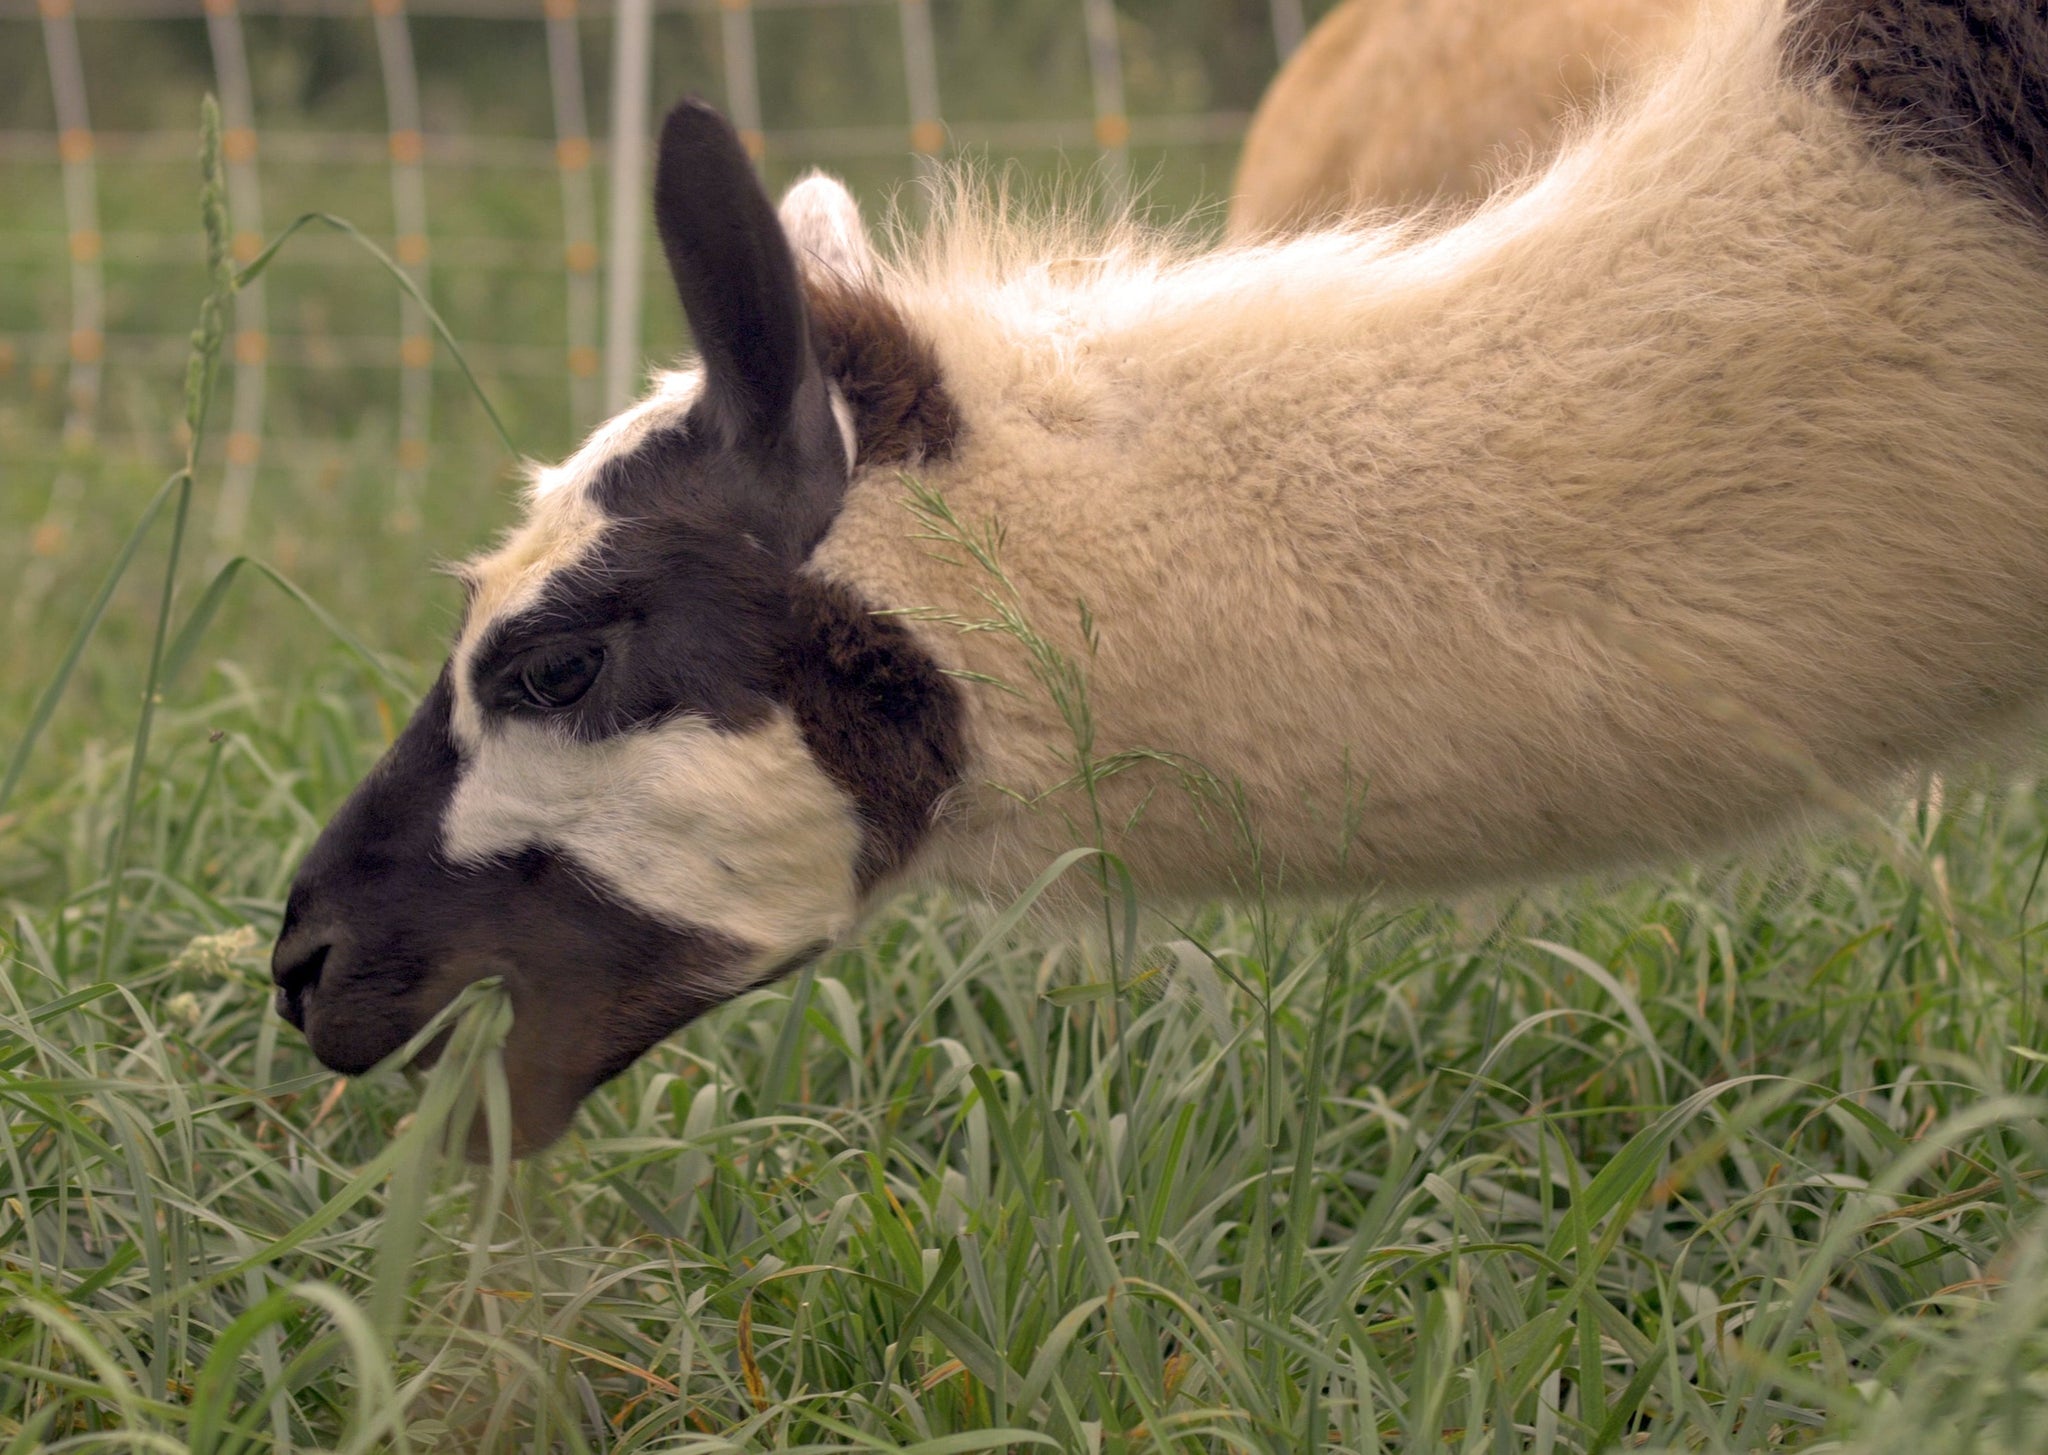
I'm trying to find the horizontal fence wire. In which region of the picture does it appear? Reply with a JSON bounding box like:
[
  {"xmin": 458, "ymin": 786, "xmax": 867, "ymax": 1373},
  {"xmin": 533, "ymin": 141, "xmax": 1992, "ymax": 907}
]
[
  {"xmin": 0, "ymin": 113, "xmax": 1253, "ymax": 165},
  {"xmin": 6, "ymin": 0, "xmax": 1300, "ymax": 548},
  {"xmin": 1, "ymin": 0, "xmax": 991, "ymax": 13}
]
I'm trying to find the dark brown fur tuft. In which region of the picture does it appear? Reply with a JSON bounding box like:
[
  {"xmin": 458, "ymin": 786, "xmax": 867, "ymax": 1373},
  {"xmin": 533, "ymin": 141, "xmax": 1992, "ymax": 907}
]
[
  {"xmin": 785, "ymin": 574, "xmax": 967, "ymax": 890},
  {"xmin": 805, "ymin": 279, "xmax": 962, "ymax": 466},
  {"xmin": 1790, "ymin": 0, "xmax": 2048, "ymax": 223}
]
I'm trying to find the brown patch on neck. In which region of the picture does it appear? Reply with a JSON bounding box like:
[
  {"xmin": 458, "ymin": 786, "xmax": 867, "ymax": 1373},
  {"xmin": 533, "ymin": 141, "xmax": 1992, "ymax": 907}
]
[
  {"xmin": 1789, "ymin": 0, "xmax": 2048, "ymax": 225},
  {"xmin": 805, "ymin": 278, "xmax": 961, "ymax": 467},
  {"xmin": 784, "ymin": 574, "xmax": 967, "ymax": 892}
]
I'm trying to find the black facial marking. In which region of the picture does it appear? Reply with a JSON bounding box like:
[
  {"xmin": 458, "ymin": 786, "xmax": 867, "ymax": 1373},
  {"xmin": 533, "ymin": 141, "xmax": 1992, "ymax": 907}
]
[
  {"xmin": 471, "ymin": 534, "xmax": 969, "ymax": 884},
  {"xmin": 589, "ymin": 385, "xmax": 849, "ymax": 563},
  {"xmin": 271, "ymin": 671, "xmax": 756, "ymax": 1153},
  {"xmin": 469, "ymin": 499, "xmax": 792, "ymax": 741},
  {"xmin": 282, "ymin": 565, "xmax": 968, "ymax": 1151},
  {"xmin": 520, "ymin": 210, "xmax": 969, "ymax": 860},
  {"xmin": 1791, "ymin": 0, "xmax": 2048, "ymax": 224}
]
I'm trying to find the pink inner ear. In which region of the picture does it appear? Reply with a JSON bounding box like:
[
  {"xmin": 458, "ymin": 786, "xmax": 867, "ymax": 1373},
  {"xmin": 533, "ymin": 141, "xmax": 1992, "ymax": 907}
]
[{"xmin": 780, "ymin": 172, "xmax": 876, "ymax": 288}]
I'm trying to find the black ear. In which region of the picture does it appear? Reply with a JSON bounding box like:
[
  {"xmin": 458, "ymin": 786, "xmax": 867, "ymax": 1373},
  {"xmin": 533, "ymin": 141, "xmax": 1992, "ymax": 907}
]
[{"xmin": 654, "ymin": 100, "xmax": 811, "ymax": 443}]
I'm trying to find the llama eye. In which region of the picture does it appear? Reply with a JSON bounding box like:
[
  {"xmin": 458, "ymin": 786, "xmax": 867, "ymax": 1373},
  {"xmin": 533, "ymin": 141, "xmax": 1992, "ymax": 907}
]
[{"xmin": 516, "ymin": 645, "xmax": 604, "ymax": 710}]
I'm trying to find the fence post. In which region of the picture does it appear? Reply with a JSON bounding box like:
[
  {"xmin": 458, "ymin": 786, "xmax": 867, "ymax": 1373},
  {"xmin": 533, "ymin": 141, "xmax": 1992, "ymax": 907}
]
[
  {"xmin": 204, "ymin": 0, "xmax": 270, "ymax": 554},
  {"xmin": 373, "ymin": 0, "xmax": 433, "ymax": 530},
  {"xmin": 603, "ymin": 0, "xmax": 655, "ymax": 413},
  {"xmin": 1269, "ymin": 0, "xmax": 1306, "ymax": 59},
  {"xmin": 546, "ymin": 0, "xmax": 603, "ymax": 431},
  {"xmin": 18, "ymin": 0, "xmax": 102, "ymax": 628},
  {"xmin": 718, "ymin": 0, "xmax": 764, "ymax": 161},
  {"xmin": 6, "ymin": 0, "xmax": 1275, "ymax": 493},
  {"xmin": 898, "ymin": 0, "xmax": 944, "ymax": 205},
  {"xmin": 1080, "ymin": 0, "xmax": 1129, "ymax": 211},
  {"xmin": 40, "ymin": 0, "xmax": 100, "ymax": 457}
]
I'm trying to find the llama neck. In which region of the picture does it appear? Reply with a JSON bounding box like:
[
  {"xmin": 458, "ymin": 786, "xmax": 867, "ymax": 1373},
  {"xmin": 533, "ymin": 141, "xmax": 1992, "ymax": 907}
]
[{"xmin": 813, "ymin": 4, "xmax": 2048, "ymax": 904}]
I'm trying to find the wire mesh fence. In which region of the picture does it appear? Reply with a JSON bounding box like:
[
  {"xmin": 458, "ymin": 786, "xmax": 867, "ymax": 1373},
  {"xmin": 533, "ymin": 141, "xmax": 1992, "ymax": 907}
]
[{"xmin": 2, "ymin": 0, "xmax": 1316, "ymax": 559}]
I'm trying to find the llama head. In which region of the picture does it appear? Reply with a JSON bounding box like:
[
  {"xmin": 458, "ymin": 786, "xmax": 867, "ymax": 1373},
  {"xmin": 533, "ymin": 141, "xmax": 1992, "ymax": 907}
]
[{"xmin": 273, "ymin": 101, "xmax": 963, "ymax": 1154}]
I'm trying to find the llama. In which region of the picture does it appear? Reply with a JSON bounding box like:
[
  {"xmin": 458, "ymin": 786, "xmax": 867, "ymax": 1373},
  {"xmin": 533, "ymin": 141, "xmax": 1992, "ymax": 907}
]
[
  {"xmin": 1230, "ymin": 0, "xmax": 1697, "ymax": 236},
  {"xmin": 275, "ymin": 0, "xmax": 2048, "ymax": 1152}
]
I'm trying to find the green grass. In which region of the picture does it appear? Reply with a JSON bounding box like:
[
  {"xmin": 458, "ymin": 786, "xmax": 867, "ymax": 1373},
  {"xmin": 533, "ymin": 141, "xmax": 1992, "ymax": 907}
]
[
  {"xmin": 11, "ymin": 85, "xmax": 2048, "ymax": 1455},
  {"xmin": 14, "ymin": 675, "xmax": 2048, "ymax": 1453}
]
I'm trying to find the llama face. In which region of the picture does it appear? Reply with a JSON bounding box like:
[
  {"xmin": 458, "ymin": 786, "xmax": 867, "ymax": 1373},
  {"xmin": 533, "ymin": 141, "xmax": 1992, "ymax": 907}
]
[{"xmin": 273, "ymin": 102, "xmax": 964, "ymax": 1153}]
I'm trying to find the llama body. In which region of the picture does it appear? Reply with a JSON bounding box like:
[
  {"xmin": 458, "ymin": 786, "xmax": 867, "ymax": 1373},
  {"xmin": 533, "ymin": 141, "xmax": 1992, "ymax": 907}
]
[
  {"xmin": 277, "ymin": 0, "xmax": 2048, "ymax": 1149},
  {"xmin": 829, "ymin": 1, "xmax": 2048, "ymax": 901},
  {"xmin": 1230, "ymin": 0, "xmax": 1696, "ymax": 234}
]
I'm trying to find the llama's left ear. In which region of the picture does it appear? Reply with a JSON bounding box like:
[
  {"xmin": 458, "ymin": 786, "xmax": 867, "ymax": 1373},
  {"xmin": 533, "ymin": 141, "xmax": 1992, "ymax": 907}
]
[
  {"xmin": 779, "ymin": 172, "xmax": 877, "ymax": 286},
  {"xmin": 653, "ymin": 100, "xmax": 812, "ymax": 443}
]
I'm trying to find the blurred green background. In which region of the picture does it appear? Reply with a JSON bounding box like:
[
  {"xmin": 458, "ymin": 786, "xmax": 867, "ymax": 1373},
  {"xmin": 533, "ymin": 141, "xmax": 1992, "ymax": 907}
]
[
  {"xmin": 22, "ymin": 17, "xmax": 2048, "ymax": 1451},
  {"xmin": 1, "ymin": 0, "xmax": 1338, "ymax": 752}
]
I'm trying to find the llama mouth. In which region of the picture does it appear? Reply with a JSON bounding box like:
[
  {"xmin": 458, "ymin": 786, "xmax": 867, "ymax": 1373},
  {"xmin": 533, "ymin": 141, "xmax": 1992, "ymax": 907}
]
[{"xmin": 399, "ymin": 1023, "xmax": 456, "ymax": 1077}]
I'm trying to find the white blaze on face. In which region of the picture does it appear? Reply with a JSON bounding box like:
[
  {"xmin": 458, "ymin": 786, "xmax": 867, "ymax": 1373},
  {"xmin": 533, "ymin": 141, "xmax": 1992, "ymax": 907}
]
[
  {"xmin": 437, "ymin": 365, "xmax": 866, "ymax": 983},
  {"xmin": 449, "ymin": 369, "xmax": 707, "ymax": 743},
  {"xmin": 441, "ymin": 711, "xmax": 863, "ymax": 967},
  {"xmin": 527, "ymin": 366, "xmax": 704, "ymax": 501}
]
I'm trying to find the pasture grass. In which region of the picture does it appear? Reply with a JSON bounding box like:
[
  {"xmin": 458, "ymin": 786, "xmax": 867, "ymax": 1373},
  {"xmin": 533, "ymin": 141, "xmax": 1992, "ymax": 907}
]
[{"xmin": 9, "ymin": 106, "xmax": 2048, "ymax": 1455}]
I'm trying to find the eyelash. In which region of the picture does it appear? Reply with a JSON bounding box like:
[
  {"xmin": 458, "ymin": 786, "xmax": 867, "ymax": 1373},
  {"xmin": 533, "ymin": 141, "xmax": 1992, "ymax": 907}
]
[{"xmin": 500, "ymin": 644, "xmax": 605, "ymax": 713}]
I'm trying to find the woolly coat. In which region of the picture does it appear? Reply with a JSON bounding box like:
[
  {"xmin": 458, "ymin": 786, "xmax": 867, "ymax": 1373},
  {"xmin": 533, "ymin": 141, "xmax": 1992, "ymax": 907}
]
[
  {"xmin": 812, "ymin": 0, "xmax": 2048, "ymax": 905},
  {"xmin": 1230, "ymin": 0, "xmax": 1697, "ymax": 234}
]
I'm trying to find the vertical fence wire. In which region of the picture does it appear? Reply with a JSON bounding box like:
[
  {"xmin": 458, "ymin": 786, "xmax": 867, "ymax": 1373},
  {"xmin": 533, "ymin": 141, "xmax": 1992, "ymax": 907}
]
[
  {"xmin": 1267, "ymin": 0, "xmax": 1305, "ymax": 58},
  {"xmin": 602, "ymin": 0, "xmax": 653, "ymax": 412},
  {"xmin": 896, "ymin": 0, "xmax": 943, "ymax": 201},
  {"xmin": 372, "ymin": 0, "xmax": 432, "ymax": 525},
  {"xmin": 545, "ymin": 0, "xmax": 602, "ymax": 430},
  {"xmin": 4, "ymin": 0, "xmax": 1275, "ymax": 488},
  {"xmin": 19, "ymin": 0, "xmax": 104, "ymax": 627},
  {"xmin": 1079, "ymin": 0, "xmax": 1128, "ymax": 209},
  {"xmin": 718, "ymin": 0, "xmax": 764, "ymax": 161},
  {"xmin": 204, "ymin": 0, "xmax": 269, "ymax": 553},
  {"xmin": 40, "ymin": 0, "xmax": 100, "ymax": 452}
]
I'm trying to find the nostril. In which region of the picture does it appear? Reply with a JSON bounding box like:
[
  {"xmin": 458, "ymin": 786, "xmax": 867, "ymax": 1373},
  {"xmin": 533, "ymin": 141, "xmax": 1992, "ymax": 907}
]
[{"xmin": 271, "ymin": 937, "xmax": 331, "ymax": 1031}]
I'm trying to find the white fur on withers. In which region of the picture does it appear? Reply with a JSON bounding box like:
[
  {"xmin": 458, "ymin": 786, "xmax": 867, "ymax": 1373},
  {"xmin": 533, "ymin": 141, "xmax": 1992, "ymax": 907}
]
[{"xmin": 793, "ymin": 0, "xmax": 2048, "ymax": 906}]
